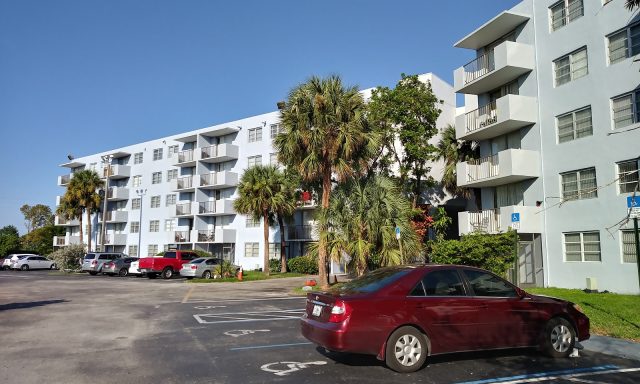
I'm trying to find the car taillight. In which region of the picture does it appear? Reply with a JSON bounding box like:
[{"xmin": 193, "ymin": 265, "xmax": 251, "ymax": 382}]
[
  {"xmin": 107, "ymin": 262, "xmax": 114, "ymax": 268},
  {"xmin": 328, "ymin": 300, "xmax": 352, "ymax": 323},
  {"xmin": 91, "ymin": 260, "xmax": 97, "ymax": 266},
  {"xmin": 191, "ymin": 265, "xmax": 197, "ymax": 269}
]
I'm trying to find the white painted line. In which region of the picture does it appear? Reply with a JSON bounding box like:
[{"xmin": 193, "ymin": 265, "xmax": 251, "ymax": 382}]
[
  {"xmin": 184, "ymin": 296, "xmax": 305, "ymax": 304},
  {"xmin": 469, "ymin": 367, "xmax": 640, "ymax": 384},
  {"xmin": 566, "ymin": 378, "xmax": 611, "ymax": 384},
  {"xmin": 193, "ymin": 308, "xmax": 305, "ymax": 324},
  {"xmin": 193, "ymin": 305, "xmax": 227, "ymax": 310},
  {"xmin": 224, "ymin": 329, "xmax": 270, "ymax": 338},
  {"xmin": 261, "ymin": 361, "xmax": 327, "ymax": 376}
]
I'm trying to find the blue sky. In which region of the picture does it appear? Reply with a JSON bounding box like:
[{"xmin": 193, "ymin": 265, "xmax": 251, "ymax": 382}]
[{"xmin": 0, "ymin": 0, "xmax": 520, "ymax": 234}]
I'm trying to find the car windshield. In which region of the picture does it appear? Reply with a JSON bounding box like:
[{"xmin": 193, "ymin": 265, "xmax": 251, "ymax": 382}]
[
  {"xmin": 17, "ymin": 255, "xmax": 29, "ymax": 259},
  {"xmin": 334, "ymin": 267, "xmax": 413, "ymax": 294},
  {"xmin": 190, "ymin": 258, "xmax": 205, "ymax": 264}
]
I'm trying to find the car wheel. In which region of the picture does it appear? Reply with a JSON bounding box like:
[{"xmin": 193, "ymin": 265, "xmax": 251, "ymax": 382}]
[
  {"xmin": 118, "ymin": 268, "xmax": 129, "ymax": 277},
  {"xmin": 21, "ymin": 265, "xmax": 29, "ymax": 271},
  {"xmin": 50, "ymin": 264, "xmax": 57, "ymax": 270},
  {"xmin": 385, "ymin": 326, "xmax": 428, "ymax": 373},
  {"xmin": 161, "ymin": 268, "xmax": 173, "ymax": 279},
  {"xmin": 541, "ymin": 318, "xmax": 576, "ymax": 358},
  {"xmin": 202, "ymin": 270, "xmax": 212, "ymax": 279}
]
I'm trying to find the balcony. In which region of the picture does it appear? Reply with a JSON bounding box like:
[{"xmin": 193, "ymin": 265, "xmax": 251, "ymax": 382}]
[
  {"xmin": 172, "ymin": 175, "xmax": 195, "ymax": 192},
  {"xmin": 107, "ymin": 187, "xmax": 129, "ymax": 201},
  {"xmin": 198, "ymin": 171, "xmax": 239, "ymax": 189},
  {"xmin": 192, "ymin": 228, "xmax": 236, "ymax": 243},
  {"xmin": 172, "ymin": 230, "xmax": 191, "ymax": 243},
  {"xmin": 175, "ymin": 149, "xmax": 197, "ymax": 167},
  {"xmin": 53, "ymin": 235, "xmax": 80, "ymax": 246},
  {"xmin": 455, "ymin": 11, "xmax": 530, "ymax": 50},
  {"xmin": 456, "ymin": 149, "xmax": 540, "ymax": 188},
  {"xmin": 101, "ymin": 210, "xmax": 128, "ymax": 223},
  {"xmin": 197, "ymin": 199, "xmax": 235, "ymax": 216},
  {"xmin": 200, "ymin": 144, "xmax": 239, "ymax": 163},
  {"xmin": 103, "ymin": 165, "xmax": 131, "ymax": 179},
  {"xmin": 103, "ymin": 233, "xmax": 127, "ymax": 246},
  {"xmin": 55, "ymin": 215, "xmax": 79, "ymax": 226},
  {"xmin": 455, "ymin": 95, "xmax": 537, "ymax": 141},
  {"xmin": 175, "ymin": 202, "xmax": 195, "ymax": 217},
  {"xmin": 286, "ymin": 225, "xmax": 317, "ymax": 241},
  {"xmin": 58, "ymin": 174, "xmax": 71, "ymax": 186},
  {"xmin": 458, "ymin": 205, "xmax": 543, "ymax": 235},
  {"xmin": 454, "ymin": 41, "xmax": 534, "ymax": 95}
]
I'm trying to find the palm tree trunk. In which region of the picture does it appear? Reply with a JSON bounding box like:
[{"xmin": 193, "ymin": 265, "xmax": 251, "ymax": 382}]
[
  {"xmin": 87, "ymin": 211, "xmax": 93, "ymax": 252},
  {"xmin": 278, "ymin": 215, "xmax": 287, "ymax": 273},
  {"xmin": 78, "ymin": 213, "xmax": 84, "ymax": 249},
  {"xmin": 318, "ymin": 168, "xmax": 331, "ymax": 288},
  {"xmin": 263, "ymin": 211, "xmax": 270, "ymax": 276}
]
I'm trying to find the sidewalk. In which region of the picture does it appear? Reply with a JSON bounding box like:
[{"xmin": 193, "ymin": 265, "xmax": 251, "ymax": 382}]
[{"xmin": 583, "ymin": 335, "xmax": 640, "ymax": 361}]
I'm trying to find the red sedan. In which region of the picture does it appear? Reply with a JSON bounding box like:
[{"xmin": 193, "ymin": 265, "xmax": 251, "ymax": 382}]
[{"xmin": 300, "ymin": 265, "xmax": 590, "ymax": 373}]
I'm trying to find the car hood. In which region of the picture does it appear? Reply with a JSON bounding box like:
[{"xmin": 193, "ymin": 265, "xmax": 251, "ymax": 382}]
[{"xmin": 527, "ymin": 293, "xmax": 571, "ymax": 305}]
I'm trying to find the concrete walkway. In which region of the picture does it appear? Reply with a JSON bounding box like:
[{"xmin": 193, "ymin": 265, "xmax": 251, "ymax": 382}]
[{"xmin": 583, "ymin": 335, "xmax": 640, "ymax": 361}]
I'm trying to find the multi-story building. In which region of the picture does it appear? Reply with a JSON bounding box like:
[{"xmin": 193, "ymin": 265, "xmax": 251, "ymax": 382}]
[
  {"xmin": 453, "ymin": 0, "xmax": 639, "ymax": 293},
  {"xmin": 54, "ymin": 73, "xmax": 455, "ymax": 272}
]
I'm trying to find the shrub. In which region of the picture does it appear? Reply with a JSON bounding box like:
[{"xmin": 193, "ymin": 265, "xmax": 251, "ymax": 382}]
[
  {"xmin": 429, "ymin": 230, "xmax": 516, "ymax": 276},
  {"xmin": 269, "ymin": 258, "xmax": 281, "ymax": 273},
  {"xmin": 48, "ymin": 244, "xmax": 86, "ymax": 271},
  {"xmin": 287, "ymin": 256, "xmax": 318, "ymax": 274},
  {"xmin": 214, "ymin": 260, "xmax": 236, "ymax": 278}
]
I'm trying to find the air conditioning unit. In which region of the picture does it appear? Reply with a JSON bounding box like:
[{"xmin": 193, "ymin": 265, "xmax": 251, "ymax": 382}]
[{"xmin": 586, "ymin": 277, "xmax": 598, "ymax": 293}]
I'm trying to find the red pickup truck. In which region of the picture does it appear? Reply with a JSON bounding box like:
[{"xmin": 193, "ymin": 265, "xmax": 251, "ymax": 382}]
[{"xmin": 138, "ymin": 250, "xmax": 198, "ymax": 279}]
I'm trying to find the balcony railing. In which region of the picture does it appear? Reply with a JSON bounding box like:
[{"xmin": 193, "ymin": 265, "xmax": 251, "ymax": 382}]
[
  {"xmin": 176, "ymin": 202, "xmax": 192, "ymax": 216},
  {"xmin": 201, "ymin": 145, "xmax": 218, "ymax": 160},
  {"xmin": 197, "ymin": 230, "xmax": 215, "ymax": 242},
  {"xmin": 176, "ymin": 176, "xmax": 193, "ymax": 189},
  {"xmin": 174, "ymin": 231, "xmax": 190, "ymax": 243},
  {"xmin": 199, "ymin": 201, "xmax": 216, "ymax": 214},
  {"xmin": 467, "ymin": 154, "xmax": 500, "ymax": 182},
  {"xmin": 55, "ymin": 236, "xmax": 66, "ymax": 246},
  {"xmin": 463, "ymin": 50, "xmax": 495, "ymax": 84},
  {"xmin": 468, "ymin": 209, "xmax": 501, "ymax": 233},
  {"xmin": 60, "ymin": 174, "xmax": 71, "ymax": 185},
  {"xmin": 466, "ymin": 101, "xmax": 497, "ymax": 133},
  {"xmin": 287, "ymin": 225, "xmax": 313, "ymax": 240},
  {"xmin": 177, "ymin": 149, "xmax": 194, "ymax": 163},
  {"xmin": 200, "ymin": 173, "xmax": 216, "ymax": 187}
]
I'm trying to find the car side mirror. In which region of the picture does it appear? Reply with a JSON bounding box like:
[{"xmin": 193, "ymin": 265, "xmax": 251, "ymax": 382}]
[{"xmin": 516, "ymin": 287, "xmax": 527, "ymax": 299}]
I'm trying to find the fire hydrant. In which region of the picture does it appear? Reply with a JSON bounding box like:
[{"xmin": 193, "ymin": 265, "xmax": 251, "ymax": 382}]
[{"xmin": 237, "ymin": 266, "xmax": 243, "ymax": 281}]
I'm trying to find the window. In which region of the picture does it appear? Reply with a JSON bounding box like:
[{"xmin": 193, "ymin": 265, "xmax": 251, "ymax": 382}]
[
  {"xmin": 147, "ymin": 244, "xmax": 158, "ymax": 256},
  {"xmin": 557, "ymin": 107, "xmax": 592, "ymax": 143},
  {"xmin": 164, "ymin": 219, "xmax": 175, "ymax": 232},
  {"xmin": 245, "ymin": 242, "xmax": 259, "ymax": 257},
  {"xmin": 608, "ymin": 24, "xmax": 640, "ymax": 65},
  {"xmin": 168, "ymin": 145, "xmax": 179, "ymax": 157},
  {"xmin": 132, "ymin": 175, "xmax": 141, "ymax": 187},
  {"xmin": 131, "ymin": 198, "xmax": 141, "ymax": 210},
  {"xmin": 152, "ymin": 172, "xmax": 162, "ymax": 184},
  {"xmin": 621, "ymin": 230, "xmax": 638, "ymax": 263},
  {"xmin": 153, "ymin": 148, "xmax": 163, "ymax": 161},
  {"xmin": 167, "ymin": 169, "xmax": 178, "ymax": 181},
  {"xmin": 462, "ymin": 269, "xmax": 517, "ymax": 297},
  {"xmin": 564, "ymin": 231, "xmax": 601, "ymax": 262},
  {"xmin": 166, "ymin": 194, "xmax": 176, "ymax": 206},
  {"xmin": 554, "ymin": 47, "xmax": 588, "ymax": 86},
  {"xmin": 561, "ymin": 168, "xmax": 597, "ymax": 201},
  {"xmin": 149, "ymin": 220, "xmax": 160, "ymax": 232},
  {"xmin": 270, "ymin": 124, "xmax": 283, "ymax": 138},
  {"xmin": 246, "ymin": 217, "xmax": 260, "ymax": 228},
  {"xmin": 410, "ymin": 270, "xmax": 466, "ymax": 296},
  {"xmin": 130, "ymin": 221, "xmax": 140, "ymax": 233},
  {"xmin": 150, "ymin": 196, "xmax": 161, "ymax": 208},
  {"xmin": 612, "ymin": 90, "xmax": 640, "ymax": 129},
  {"xmin": 248, "ymin": 127, "xmax": 262, "ymax": 143},
  {"xmin": 550, "ymin": 0, "xmax": 583, "ymax": 31},
  {"xmin": 617, "ymin": 159, "xmax": 639, "ymax": 194},
  {"xmin": 270, "ymin": 153, "xmax": 278, "ymax": 165},
  {"xmin": 248, "ymin": 155, "xmax": 262, "ymax": 168},
  {"xmin": 128, "ymin": 245, "xmax": 138, "ymax": 257},
  {"xmin": 134, "ymin": 152, "xmax": 143, "ymax": 164},
  {"xmin": 269, "ymin": 243, "xmax": 279, "ymax": 259}
]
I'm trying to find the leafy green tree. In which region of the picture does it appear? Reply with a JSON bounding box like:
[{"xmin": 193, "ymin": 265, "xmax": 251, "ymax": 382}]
[
  {"xmin": 431, "ymin": 207, "xmax": 453, "ymax": 242},
  {"xmin": 234, "ymin": 165, "xmax": 293, "ymax": 276},
  {"xmin": 626, "ymin": 0, "xmax": 640, "ymax": 10},
  {"xmin": 368, "ymin": 74, "xmax": 443, "ymax": 207},
  {"xmin": 20, "ymin": 204, "xmax": 54, "ymax": 233},
  {"xmin": 311, "ymin": 176, "xmax": 421, "ymax": 276},
  {"xmin": 65, "ymin": 169, "xmax": 103, "ymax": 251},
  {"xmin": 20, "ymin": 225, "xmax": 65, "ymax": 255},
  {"xmin": 0, "ymin": 225, "xmax": 21, "ymax": 257},
  {"xmin": 275, "ymin": 75, "xmax": 378, "ymax": 287}
]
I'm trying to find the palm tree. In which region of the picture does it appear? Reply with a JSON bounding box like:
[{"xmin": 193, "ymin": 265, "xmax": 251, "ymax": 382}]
[
  {"xmin": 626, "ymin": 0, "xmax": 640, "ymax": 10},
  {"xmin": 55, "ymin": 195, "xmax": 84, "ymax": 245},
  {"xmin": 311, "ymin": 176, "xmax": 421, "ymax": 276},
  {"xmin": 234, "ymin": 165, "xmax": 293, "ymax": 276},
  {"xmin": 66, "ymin": 169, "xmax": 103, "ymax": 251},
  {"xmin": 434, "ymin": 124, "xmax": 478, "ymax": 199},
  {"xmin": 275, "ymin": 75, "xmax": 379, "ymax": 287}
]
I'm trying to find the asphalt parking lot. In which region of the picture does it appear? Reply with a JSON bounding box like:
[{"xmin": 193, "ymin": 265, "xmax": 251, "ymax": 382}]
[{"xmin": 1, "ymin": 269, "xmax": 639, "ymax": 384}]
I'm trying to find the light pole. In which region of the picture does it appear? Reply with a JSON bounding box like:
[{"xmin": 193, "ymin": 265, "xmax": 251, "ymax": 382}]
[
  {"xmin": 100, "ymin": 155, "xmax": 113, "ymax": 252},
  {"xmin": 136, "ymin": 188, "xmax": 147, "ymax": 258}
]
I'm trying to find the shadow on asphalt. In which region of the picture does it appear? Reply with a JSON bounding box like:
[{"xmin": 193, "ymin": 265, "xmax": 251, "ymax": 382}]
[{"xmin": 0, "ymin": 299, "xmax": 68, "ymax": 311}]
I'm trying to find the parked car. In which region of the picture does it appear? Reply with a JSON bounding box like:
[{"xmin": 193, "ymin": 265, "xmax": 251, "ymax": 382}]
[
  {"xmin": 3, "ymin": 254, "xmax": 37, "ymax": 270},
  {"xmin": 128, "ymin": 259, "xmax": 143, "ymax": 276},
  {"xmin": 11, "ymin": 255, "xmax": 56, "ymax": 271},
  {"xmin": 138, "ymin": 250, "xmax": 198, "ymax": 279},
  {"xmin": 301, "ymin": 265, "xmax": 590, "ymax": 373},
  {"xmin": 102, "ymin": 257, "xmax": 138, "ymax": 277},
  {"xmin": 180, "ymin": 258, "xmax": 223, "ymax": 279},
  {"xmin": 81, "ymin": 253, "xmax": 126, "ymax": 275}
]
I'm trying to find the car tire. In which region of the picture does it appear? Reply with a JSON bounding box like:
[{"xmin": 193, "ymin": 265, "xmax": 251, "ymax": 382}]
[
  {"xmin": 50, "ymin": 264, "xmax": 57, "ymax": 270},
  {"xmin": 202, "ymin": 270, "xmax": 212, "ymax": 279},
  {"xmin": 385, "ymin": 326, "xmax": 428, "ymax": 373},
  {"xmin": 541, "ymin": 317, "xmax": 576, "ymax": 358},
  {"xmin": 21, "ymin": 264, "xmax": 29, "ymax": 271},
  {"xmin": 118, "ymin": 268, "xmax": 128, "ymax": 277},
  {"xmin": 89, "ymin": 271, "xmax": 98, "ymax": 276},
  {"xmin": 161, "ymin": 268, "xmax": 173, "ymax": 279}
]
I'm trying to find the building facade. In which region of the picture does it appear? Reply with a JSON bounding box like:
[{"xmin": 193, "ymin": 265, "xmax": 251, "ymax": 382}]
[
  {"xmin": 453, "ymin": 0, "xmax": 639, "ymax": 293},
  {"xmin": 54, "ymin": 73, "xmax": 455, "ymax": 272}
]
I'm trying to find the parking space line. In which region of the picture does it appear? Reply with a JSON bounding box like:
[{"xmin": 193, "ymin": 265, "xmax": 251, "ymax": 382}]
[
  {"xmin": 181, "ymin": 286, "xmax": 195, "ymax": 303},
  {"xmin": 230, "ymin": 342, "xmax": 313, "ymax": 351},
  {"xmin": 185, "ymin": 297, "xmax": 305, "ymax": 304},
  {"xmin": 193, "ymin": 308, "xmax": 305, "ymax": 324},
  {"xmin": 566, "ymin": 378, "xmax": 612, "ymax": 384},
  {"xmin": 455, "ymin": 365, "xmax": 640, "ymax": 384}
]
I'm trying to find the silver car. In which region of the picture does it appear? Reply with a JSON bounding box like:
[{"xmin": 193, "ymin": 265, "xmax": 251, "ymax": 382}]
[
  {"xmin": 102, "ymin": 257, "xmax": 138, "ymax": 277},
  {"xmin": 82, "ymin": 253, "xmax": 126, "ymax": 275},
  {"xmin": 12, "ymin": 255, "xmax": 56, "ymax": 271},
  {"xmin": 179, "ymin": 258, "xmax": 223, "ymax": 279}
]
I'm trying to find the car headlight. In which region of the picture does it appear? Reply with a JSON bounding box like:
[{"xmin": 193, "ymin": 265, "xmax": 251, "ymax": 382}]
[{"xmin": 572, "ymin": 303, "xmax": 585, "ymax": 314}]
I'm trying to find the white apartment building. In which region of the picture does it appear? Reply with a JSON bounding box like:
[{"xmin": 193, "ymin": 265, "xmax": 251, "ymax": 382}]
[
  {"xmin": 453, "ymin": 0, "xmax": 640, "ymax": 293},
  {"xmin": 54, "ymin": 73, "xmax": 455, "ymax": 272}
]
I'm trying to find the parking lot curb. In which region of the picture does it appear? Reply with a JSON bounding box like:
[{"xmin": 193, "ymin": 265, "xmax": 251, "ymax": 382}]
[{"xmin": 583, "ymin": 335, "xmax": 640, "ymax": 361}]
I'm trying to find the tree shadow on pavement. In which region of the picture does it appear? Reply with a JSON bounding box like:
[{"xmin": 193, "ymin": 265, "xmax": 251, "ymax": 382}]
[{"xmin": 0, "ymin": 299, "xmax": 68, "ymax": 311}]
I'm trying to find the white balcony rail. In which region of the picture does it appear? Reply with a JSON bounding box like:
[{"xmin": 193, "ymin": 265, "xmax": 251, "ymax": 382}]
[
  {"xmin": 469, "ymin": 209, "xmax": 501, "ymax": 233},
  {"xmin": 60, "ymin": 174, "xmax": 71, "ymax": 184},
  {"xmin": 201, "ymin": 145, "xmax": 218, "ymax": 159},
  {"xmin": 197, "ymin": 230, "xmax": 215, "ymax": 242},
  {"xmin": 55, "ymin": 237, "xmax": 66, "ymax": 246},
  {"xmin": 467, "ymin": 154, "xmax": 499, "ymax": 182},
  {"xmin": 176, "ymin": 203, "xmax": 192, "ymax": 216},
  {"xmin": 174, "ymin": 231, "xmax": 190, "ymax": 243},
  {"xmin": 463, "ymin": 50, "xmax": 495, "ymax": 84},
  {"xmin": 465, "ymin": 101, "xmax": 498, "ymax": 133},
  {"xmin": 200, "ymin": 173, "xmax": 216, "ymax": 186},
  {"xmin": 178, "ymin": 149, "xmax": 194, "ymax": 163},
  {"xmin": 177, "ymin": 176, "xmax": 193, "ymax": 189},
  {"xmin": 199, "ymin": 201, "xmax": 216, "ymax": 214}
]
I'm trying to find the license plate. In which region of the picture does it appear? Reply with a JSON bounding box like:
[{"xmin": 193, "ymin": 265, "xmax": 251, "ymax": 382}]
[{"xmin": 312, "ymin": 305, "xmax": 322, "ymax": 317}]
